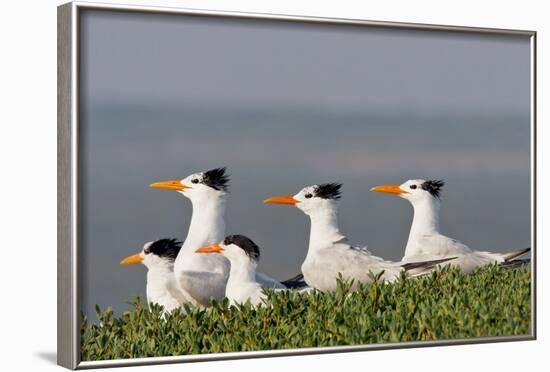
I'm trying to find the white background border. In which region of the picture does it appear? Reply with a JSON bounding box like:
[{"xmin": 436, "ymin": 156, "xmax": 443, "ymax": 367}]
[{"xmin": 0, "ymin": 0, "xmax": 546, "ymax": 371}]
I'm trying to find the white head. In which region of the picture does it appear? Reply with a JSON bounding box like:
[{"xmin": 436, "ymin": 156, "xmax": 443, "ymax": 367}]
[
  {"xmin": 120, "ymin": 238, "xmax": 182, "ymax": 270},
  {"xmin": 370, "ymin": 179, "xmax": 445, "ymax": 204},
  {"xmin": 195, "ymin": 234, "xmax": 260, "ymax": 265},
  {"xmin": 263, "ymin": 183, "xmax": 342, "ymax": 216},
  {"xmin": 149, "ymin": 167, "xmax": 229, "ymax": 203}
]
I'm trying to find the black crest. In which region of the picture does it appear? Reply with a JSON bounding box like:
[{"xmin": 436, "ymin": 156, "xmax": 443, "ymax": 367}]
[
  {"xmin": 314, "ymin": 183, "xmax": 342, "ymax": 200},
  {"xmin": 223, "ymin": 235, "xmax": 260, "ymax": 261},
  {"xmin": 202, "ymin": 167, "xmax": 230, "ymax": 191},
  {"xmin": 146, "ymin": 238, "xmax": 182, "ymax": 261},
  {"xmin": 421, "ymin": 180, "xmax": 445, "ymax": 199}
]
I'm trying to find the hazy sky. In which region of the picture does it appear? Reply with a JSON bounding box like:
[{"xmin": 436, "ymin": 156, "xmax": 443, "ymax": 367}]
[{"xmin": 79, "ymin": 10, "xmax": 531, "ymax": 318}]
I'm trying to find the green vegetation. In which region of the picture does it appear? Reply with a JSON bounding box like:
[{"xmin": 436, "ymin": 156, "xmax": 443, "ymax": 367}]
[{"xmin": 81, "ymin": 265, "xmax": 531, "ymax": 361}]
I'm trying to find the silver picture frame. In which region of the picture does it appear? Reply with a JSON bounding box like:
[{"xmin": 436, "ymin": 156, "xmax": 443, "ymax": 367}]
[{"xmin": 57, "ymin": 1, "xmax": 537, "ymax": 369}]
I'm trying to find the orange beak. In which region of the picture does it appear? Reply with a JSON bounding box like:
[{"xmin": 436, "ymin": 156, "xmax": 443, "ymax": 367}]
[
  {"xmin": 195, "ymin": 244, "xmax": 224, "ymax": 254},
  {"xmin": 370, "ymin": 185, "xmax": 407, "ymax": 195},
  {"xmin": 149, "ymin": 179, "xmax": 191, "ymax": 191},
  {"xmin": 120, "ymin": 253, "xmax": 144, "ymax": 265},
  {"xmin": 263, "ymin": 195, "xmax": 299, "ymax": 205}
]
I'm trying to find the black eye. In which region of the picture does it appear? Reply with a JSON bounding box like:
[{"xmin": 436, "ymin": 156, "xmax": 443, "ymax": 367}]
[
  {"xmin": 144, "ymin": 249, "xmax": 150, "ymax": 254},
  {"xmin": 305, "ymin": 193, "xmax": 313, "ymax": 199},
  {"xmin": 191, "ymin": 179, "xmax": 199, "ymax": 184},
  {"xmin": 410, "ymin": 185, "xmax": 417, "ymax": 190}
]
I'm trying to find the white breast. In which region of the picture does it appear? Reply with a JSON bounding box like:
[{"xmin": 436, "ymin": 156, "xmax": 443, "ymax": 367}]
[
  {"xmin": 146, "ymin": 269, "xmax": 195, "ymax": 313},
  {"xmin": 226, "ymin": 282, "xmax": 266, "ymax": 307},
  {"xmin": 175, "ymin": 250, "xmax": 230, "ymax": 306}
]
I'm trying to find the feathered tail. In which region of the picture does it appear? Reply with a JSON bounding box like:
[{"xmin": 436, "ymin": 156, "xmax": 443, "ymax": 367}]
[
  {"xmin": 499, "ymin": 258, "xmax": 531, "ymax": 268},
  {"xmin": 496, "ymin": 248, "xmax": 531, "ymax": 268},
  {"xmin": 281, "ymin": 273, "xmax": 308, "ymax": 289},
  {"xmin": 502, "ymin": 248, "xmax": 530, "ymax": 262}
]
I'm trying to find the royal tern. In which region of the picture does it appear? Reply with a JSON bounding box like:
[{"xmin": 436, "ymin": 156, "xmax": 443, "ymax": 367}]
[
  {"xmin": 196, "ymin": 234, "xmax": 284, "ymax": 307},
  {"xmin": 150, "ymin": 167, "xmax": 294, "ymax": 306},
  {"xmin": 265, "ymin": 183, "xmax": 454, "ymax": 291},
  {"xmin": 120, "ymin": 238, "xmax": 197, "ymax": 312},
  {"xmin": 370, "ymin": 179, "xmax": 530, "ymax": 272}
]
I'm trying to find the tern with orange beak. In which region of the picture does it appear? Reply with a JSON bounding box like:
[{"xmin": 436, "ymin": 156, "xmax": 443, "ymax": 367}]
[
  {"xmin": 371, "ymin": 179, "xmax": 530, "ymax": 272},
  {"xmin": 150, "ymin": 167, "xmax": 295, "ymax": 306},
  {"xmin": 196, "ymin": 235, "xmax": 292, "ymax": 307},
  {"xmin": 265, "ymin": 183, "xmax": 455, "ymax": 291},
  {"xmin": 120, "ymin": 239, "xmax": 197, "ymax": 312}
]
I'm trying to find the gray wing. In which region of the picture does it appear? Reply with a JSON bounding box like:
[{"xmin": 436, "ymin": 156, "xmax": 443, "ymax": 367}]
[
  {"xmin": 415, "ymin": 234, "xmax": 474, "ymax": 257},
  {"xmin": 309, "ymin": 243, "xmax": 402, "ymax": 285}
]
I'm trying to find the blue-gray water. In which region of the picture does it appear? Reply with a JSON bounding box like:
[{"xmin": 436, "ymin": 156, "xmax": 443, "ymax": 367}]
[{"xmin": 79, "ymin": 10, "xmax": 531, "ymax": 319}]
